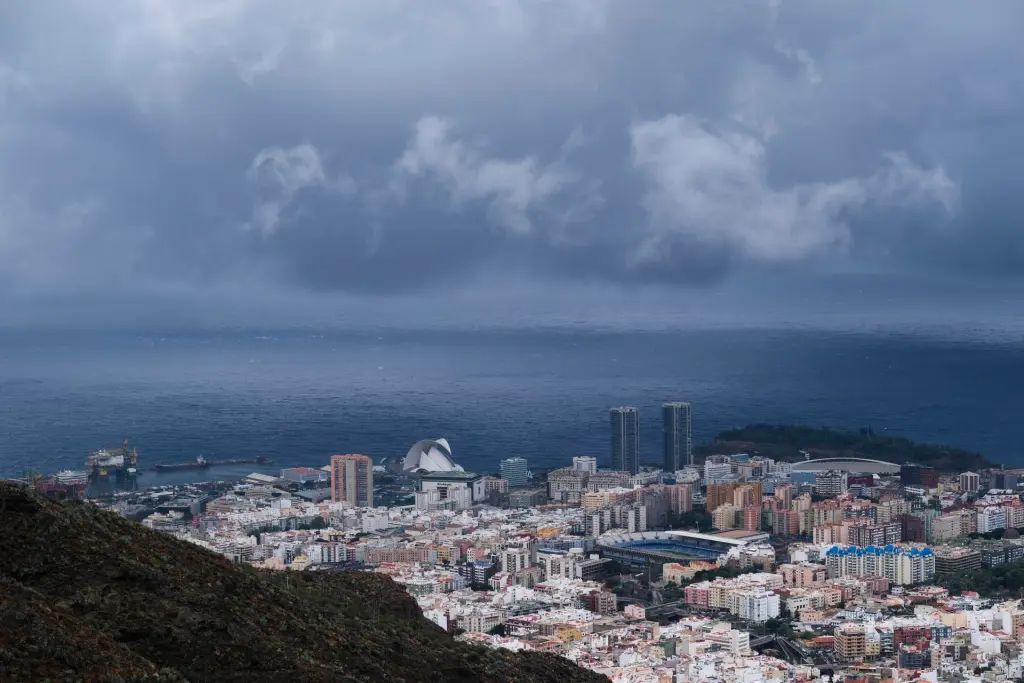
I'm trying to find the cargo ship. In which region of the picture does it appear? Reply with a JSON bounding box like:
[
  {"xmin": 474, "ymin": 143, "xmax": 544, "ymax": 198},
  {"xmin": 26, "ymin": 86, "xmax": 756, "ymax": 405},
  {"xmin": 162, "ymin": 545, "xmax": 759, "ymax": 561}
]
[{"xmin": 153, "ymin": 455, "xmax": 273, "ymax": 472}]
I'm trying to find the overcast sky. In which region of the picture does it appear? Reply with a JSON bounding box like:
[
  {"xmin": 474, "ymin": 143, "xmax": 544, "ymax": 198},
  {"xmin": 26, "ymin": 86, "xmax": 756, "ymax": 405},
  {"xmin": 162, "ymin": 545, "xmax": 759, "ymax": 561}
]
[{"xmin": 2, "ymin": 1, "xmax": 1023, "ymax": 331}]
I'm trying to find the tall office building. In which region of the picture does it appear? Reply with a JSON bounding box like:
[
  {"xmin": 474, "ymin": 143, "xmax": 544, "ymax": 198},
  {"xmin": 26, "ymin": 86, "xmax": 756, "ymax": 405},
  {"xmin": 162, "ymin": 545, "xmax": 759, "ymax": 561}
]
[
  {"xmin": 662, "ymin": 402, "xmax": 692, "ymax": 471},
  {"xmin": 609, "ymin": 406, "xmax": 640, "ymax": 474},
  {"xmin": 500, "ymin": 457, "xmax": 530, "ymax": 487},
  {"xmin": 958, "ymin": 471, "xmax": 980, "ymax": 493},
  {"xmin": 330, "ymin": 454, "xmax": 374, "ymax": 507}
]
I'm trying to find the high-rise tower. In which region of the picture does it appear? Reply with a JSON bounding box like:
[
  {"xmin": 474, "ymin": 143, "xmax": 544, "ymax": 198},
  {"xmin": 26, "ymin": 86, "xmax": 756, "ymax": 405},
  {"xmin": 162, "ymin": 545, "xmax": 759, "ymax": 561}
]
[
  {"xmin": 662, "ymin": 401, "xmax": 692, "ymax": 472},
  {"xmin": 330, "ymin": 454, "xmax": 374, "ymax": 507},
  {"xmin": 500, "ymin": 457, "xmax": 530, "ymax": 487},
  {"xmin": 610, "ymin": 406, "xmax": 640, "ymax": 474}
]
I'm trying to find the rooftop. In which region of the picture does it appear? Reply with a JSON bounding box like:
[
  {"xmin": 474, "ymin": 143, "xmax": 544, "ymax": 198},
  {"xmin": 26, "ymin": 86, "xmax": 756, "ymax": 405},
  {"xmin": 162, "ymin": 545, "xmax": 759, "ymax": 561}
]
[
  {"xmin": 714, "ymin": 529, "xmax": 768, "ymax": 542},
  {"xmin": 665, "ymin": 530, "xmax": 753, "ymax": 546},
  {"xmin": 825, "ymin": 544, "xmax": 934, "ymax": 557},
  {"xmin": 419, "ymin": 471, "xmax": 481, "ymax": 481},
  {"xmin": 244, "ymin": 473, "xmax": 280, "ymax": 484}
]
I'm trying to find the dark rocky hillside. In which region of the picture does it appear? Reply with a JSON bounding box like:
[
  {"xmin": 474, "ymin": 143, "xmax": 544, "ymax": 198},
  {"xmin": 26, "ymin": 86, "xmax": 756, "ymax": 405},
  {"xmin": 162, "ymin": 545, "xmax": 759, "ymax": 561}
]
[{"xmin": 0, "ymin": 482, "xmax": 607, "ymax": 682}]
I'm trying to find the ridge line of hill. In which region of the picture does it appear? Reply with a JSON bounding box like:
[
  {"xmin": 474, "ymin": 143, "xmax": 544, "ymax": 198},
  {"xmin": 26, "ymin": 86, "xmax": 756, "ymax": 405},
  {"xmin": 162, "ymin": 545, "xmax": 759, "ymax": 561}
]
[{"xmin": 0, "ymin": 482, "xmax": 607, "ymax": 682}]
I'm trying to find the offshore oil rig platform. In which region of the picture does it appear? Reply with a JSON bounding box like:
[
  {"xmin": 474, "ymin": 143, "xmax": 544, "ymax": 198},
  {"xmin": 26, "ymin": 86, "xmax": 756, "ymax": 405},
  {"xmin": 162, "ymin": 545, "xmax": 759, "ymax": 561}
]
[{"xmin": 86, "ymin": 440, "xmax": 139, "ymax": 496}]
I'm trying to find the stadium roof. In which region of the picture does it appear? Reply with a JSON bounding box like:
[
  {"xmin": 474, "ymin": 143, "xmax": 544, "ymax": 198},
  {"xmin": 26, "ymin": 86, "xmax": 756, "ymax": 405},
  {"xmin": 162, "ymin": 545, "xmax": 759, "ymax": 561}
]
[{"xmin": 791, "ymin": 457, "xmax": 900, "ymax": 474}]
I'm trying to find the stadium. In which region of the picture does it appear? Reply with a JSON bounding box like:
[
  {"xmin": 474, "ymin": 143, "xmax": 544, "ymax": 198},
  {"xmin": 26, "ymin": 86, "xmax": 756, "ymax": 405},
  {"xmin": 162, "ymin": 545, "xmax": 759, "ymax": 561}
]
[
  {"xmin": 596, "ymin": 530, "xmax": 766, "ymax": 577},
  {"xmin": 790, "ymin": 457, "xmax": 900, "ymax": 474}
]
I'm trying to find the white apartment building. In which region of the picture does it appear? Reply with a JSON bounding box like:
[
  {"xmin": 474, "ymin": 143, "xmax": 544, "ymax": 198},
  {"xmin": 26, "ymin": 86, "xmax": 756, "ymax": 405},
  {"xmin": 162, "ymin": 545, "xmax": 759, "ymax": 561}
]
[
  {"xmin": 704, "ymin": 461, "xmax": 733, "ymax": 483},
  {"xmin": 977, "ymin": 505, "xmax": 1007, "ymax": 534},
  {"xmin": 460, "ymin": 608, "xmax": 502, "ymax": 633},
  {"xmin": 825, "ymin": 545, "xmax": 935, "ymax": 585},
  {"xmin": 499, "ymin": 548, "xmax": 531, "ymax": 574},
  {"xmin": 734, "ymin": 589, "xmax": 781, "ymax": 623},
  {"xmin": 704, "ymin": 624, "xmax": 752, "ymax": 656},
  {"xmin": 572, "ymin": 456, "xmax": 598, "ymax": 474},
  {"xmin": 1005, "ymin": 503, "xmax": 1024, "ymax": 529}
]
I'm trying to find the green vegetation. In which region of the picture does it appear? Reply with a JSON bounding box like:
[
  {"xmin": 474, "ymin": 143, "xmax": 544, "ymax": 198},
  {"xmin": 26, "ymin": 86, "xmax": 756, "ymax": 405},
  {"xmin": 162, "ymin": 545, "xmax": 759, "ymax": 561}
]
[
  {"xmin": 669, "ymin": 508, "xmax": 714, "ymax": 533},
  {"xmin": 942, "ymin": 562, "xmax": 1024, "ymax": 597},
  {"xmin": 753, "ymin": 618, "xmax": 797, "ymax": 639},
  {"xmin": 967, "ymin": 528, "xmax": 1024, "ymax": 540},
  {"xmin": 703, "ymin": 424, "xmax": 991, "ymax": 471},
  {"xmin": 0, "ymin": 482, "xmax": 606, "ymax": 682},
  {"xmin": 654, "ymin": 566, "xmax": 756, "ymax": 595},
  {"xmin": 661, "ymin": 581, "xmax": 683, "ymax": 602}
]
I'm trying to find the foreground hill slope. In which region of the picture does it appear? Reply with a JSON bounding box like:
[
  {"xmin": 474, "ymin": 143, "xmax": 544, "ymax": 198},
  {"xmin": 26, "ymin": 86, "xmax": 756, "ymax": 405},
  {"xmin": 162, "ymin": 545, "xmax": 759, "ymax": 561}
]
[{"xmin": 0, "ymin": 483, "xmax": 606, "ymax": 682}]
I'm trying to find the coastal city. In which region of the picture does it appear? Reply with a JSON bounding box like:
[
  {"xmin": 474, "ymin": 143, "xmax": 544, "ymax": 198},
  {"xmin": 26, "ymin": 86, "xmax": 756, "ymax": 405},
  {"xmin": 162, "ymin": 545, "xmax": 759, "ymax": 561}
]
[
  {"xmin": 5, "ymin": 3, "xmax": 1024, "ymax": 681},
  {"xmin": 18, "ymin": 403, "xmax": 1024, "ymax": 683}
]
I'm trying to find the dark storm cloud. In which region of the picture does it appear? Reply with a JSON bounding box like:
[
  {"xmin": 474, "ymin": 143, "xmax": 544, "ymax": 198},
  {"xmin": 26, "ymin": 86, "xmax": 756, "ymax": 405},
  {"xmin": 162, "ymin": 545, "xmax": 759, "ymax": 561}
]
[{"xmin": 0, "ymin": 0, "xmax": 1022, "ymax": 314}]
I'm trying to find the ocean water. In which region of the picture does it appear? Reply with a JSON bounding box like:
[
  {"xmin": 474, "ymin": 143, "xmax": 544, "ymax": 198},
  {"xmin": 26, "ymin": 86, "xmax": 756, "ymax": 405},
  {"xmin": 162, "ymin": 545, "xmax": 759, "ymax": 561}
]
[{"xmin": 1, "ymin": 328, "xmax": 1022, "ymax": 482}]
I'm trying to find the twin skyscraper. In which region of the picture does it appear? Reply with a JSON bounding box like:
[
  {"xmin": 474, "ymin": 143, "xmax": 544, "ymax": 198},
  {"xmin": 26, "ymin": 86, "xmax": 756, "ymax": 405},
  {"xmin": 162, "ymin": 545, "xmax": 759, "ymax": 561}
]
[{"xmin": 609, "ymin": 402, "xmax": 692, "ymax": 474}]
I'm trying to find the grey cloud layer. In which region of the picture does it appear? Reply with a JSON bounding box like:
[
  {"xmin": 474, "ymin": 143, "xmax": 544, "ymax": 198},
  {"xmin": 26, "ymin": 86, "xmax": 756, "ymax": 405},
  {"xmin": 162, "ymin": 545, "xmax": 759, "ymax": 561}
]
[
  {"xmin": 630, "ymin": 116, "xmax": 956, "ymax": 264},
  {"xmin": 394, "ymin": 116, "xmax": 586, "ymax": 235},
  {"xmin": 0, "ymin": 0, "xmax": 1021, "ymax": 307}
]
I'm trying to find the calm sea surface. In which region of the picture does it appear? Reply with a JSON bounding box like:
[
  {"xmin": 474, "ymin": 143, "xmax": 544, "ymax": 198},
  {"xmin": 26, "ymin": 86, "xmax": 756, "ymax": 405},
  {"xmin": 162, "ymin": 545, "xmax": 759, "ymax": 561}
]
[{"xmin": 1, "ymin": 328, "xmax": 1021, "ymax": 482}]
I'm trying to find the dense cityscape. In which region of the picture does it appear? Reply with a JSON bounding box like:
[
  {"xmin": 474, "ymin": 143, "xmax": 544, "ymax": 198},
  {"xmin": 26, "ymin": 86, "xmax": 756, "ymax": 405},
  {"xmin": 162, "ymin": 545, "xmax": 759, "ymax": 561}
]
[
  {"xmin": 17, "ymin": 403, "xmax": 1024, "ymax": 683},
  {"xmin": 5, "ymin": 2, "xmax": 1024, "ymax": 681}
]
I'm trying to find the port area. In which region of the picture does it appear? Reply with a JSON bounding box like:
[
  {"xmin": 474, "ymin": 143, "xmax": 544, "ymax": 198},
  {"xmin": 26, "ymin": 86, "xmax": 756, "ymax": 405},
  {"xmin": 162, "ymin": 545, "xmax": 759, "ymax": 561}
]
[{"xmin": 154, "ymin": 456, "xmax": 273, "ymax": 472}]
